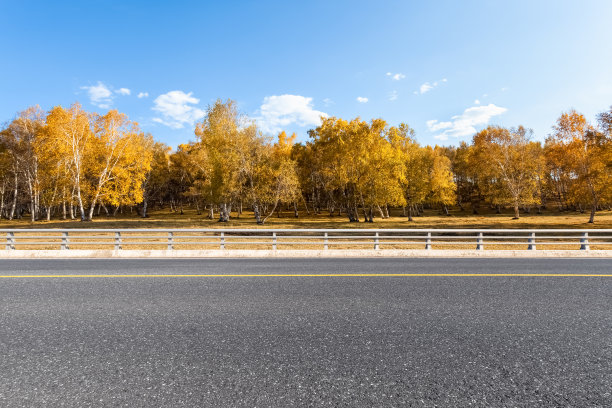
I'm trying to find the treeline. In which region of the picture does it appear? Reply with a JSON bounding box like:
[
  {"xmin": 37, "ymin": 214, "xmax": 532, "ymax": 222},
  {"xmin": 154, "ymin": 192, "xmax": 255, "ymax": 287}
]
[{"xmin": 1, "ymin": 100, "xmax": 611, "ymax": 223}]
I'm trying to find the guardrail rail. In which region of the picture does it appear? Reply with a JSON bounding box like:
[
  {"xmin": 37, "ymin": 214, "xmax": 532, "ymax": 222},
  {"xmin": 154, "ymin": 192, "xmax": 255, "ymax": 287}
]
[{"xmin": 1, "ymin": 229, "xmax": 611, "ymax": 251}]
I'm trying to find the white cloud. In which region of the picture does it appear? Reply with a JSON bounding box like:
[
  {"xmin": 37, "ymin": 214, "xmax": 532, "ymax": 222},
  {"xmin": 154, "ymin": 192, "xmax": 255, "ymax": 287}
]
[
  {"xmin": 388, "ymin": 90, "xmax": 398, "ymax": 101},
  {"xmin": 474, "ymin": 99, "xmax": 480, "ymax": 104},
  {"xmin": 80, "ymin": 81, "xmax": 113, "ymax": 108},
  {"xmin": 80, "ymin": 82, "xmax": 132, "ymax": 108},
  {"xmin": 256, "ymin": 94, "xmax": 327, "ymax": 134},
  {"xmin": 386, "ymin": 72, "xmax": 405, "ymax": 81},
  {"xmin": 356, "ymin": 96, "xmax": 368, "ymax": 103},
  {"xmin": 152, "ymin": 90, "xmax": 205, "ymax": 129},
  {"xmin": 415, "ymin": 78, "xmax": 448, "ymax": 95},
  {"xmin": 426, "ymin": 119, "xmax": 453, "ymax": 132},
  {"xmin": 323, "ymin": 98, "xmax": 334, "ymax": 107},
  {"xmin": 501, "ymin": 87, "xmax": 509, "ymax": 92},
  {"xmin": 428, "ymin": 103, "xmax": 508, "ymax": 140},
  {"xmin": 418, "ymin": 83, "xmax": 434, "ymax": 94},
  {"xmin": 115, "ymin": 88, "xmax": 131, "ymax": 96},
  {"xmin": 138, "ymin": 92, "xmax": 149, "ymax": 98}
]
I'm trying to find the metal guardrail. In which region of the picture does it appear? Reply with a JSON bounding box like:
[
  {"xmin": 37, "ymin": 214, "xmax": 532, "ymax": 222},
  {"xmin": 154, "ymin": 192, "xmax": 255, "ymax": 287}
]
[{"xmin": 1, "ymin": 229, "xmax": 611, "ymax": 251}]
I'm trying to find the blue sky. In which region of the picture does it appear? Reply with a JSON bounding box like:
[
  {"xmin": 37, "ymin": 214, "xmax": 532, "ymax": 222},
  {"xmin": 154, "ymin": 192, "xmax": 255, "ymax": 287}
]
[{"xmin": 1, "ymin": 0, "xmax": 611, "ymax": 148}]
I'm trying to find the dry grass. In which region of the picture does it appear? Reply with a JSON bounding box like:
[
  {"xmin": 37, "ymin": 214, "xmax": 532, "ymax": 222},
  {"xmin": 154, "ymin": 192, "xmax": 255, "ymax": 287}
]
[
  {"xmin": 1, "ymin": 207, "xmax": 611, "ymax": 230},
  {"xmin": 3, "ymin": 208, "xmax": 611, "ymax": 251}
]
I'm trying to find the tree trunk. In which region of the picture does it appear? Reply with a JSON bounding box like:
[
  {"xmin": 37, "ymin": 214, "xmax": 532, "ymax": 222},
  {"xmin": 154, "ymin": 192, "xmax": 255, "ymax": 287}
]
[
  {"xmin": 218, "ymin": 203, "xmax": 225, "ymax": 222},
  {"xmin": 77, "ymin": 197, "xmax": 87, "ymax": 221},
  {"xmin": 0, "ymin": 184, "xmax": 5, "ymax": 220},
  {"xmin": 513, "ymin": 203, "xmax": 520, "ymax": 219},
  {"xmin": 588, "ymin": 204, "xmax": 596, "ymax": 223},
  {"xmin": 218, "ymin": 203, "xmax": 230, "ymax": 222},
  {"xmin": 376, "ymin": 205, "xmax": 384, "ymax": 219},
  {"xmin": 141, "ymin": 198, "xmax": 148, "ymax": 218},
  {"xmin": 9, "ymin": 173, "xmax": 18, "ymax": 220},
  {"xmin": 408, "ymin": 205, "xmax": 413, "ymax": 221},
  {"xmin": 443, "ymin": 205, "xmax": 450, "ymax": 216},
  {"xmin": 86, "ymin": 204, "xmax": 96, "ymax": 221},
  {"xmin": 46, "ymin": 206, "xmax": 52, "ymax": 221},
  {"xmin": 253, "ymin": 203, "xmax": 263, "ymax": 224},
  {"xmin": 293, "ymin": 202, "xmax": 299, "ymax": 218},
  {"xmin": 347, "ymin": 206, "xmax": 357, "ymax": 222},
  {"xmin": 262, "ymin": 199, "xmax": 281, "ymax": 224}
]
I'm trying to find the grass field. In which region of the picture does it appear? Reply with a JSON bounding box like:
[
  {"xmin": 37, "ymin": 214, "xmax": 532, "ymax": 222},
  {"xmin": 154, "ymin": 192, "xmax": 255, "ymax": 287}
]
[{"xmin": 1, "ymin": 207, "xmax": 611, "ymax": 229}]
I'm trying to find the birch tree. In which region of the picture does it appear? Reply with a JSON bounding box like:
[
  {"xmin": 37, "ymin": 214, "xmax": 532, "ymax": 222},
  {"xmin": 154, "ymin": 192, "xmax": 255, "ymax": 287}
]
[
  {"xmin": 548, "ymin": 110, "xmax": 612, "ymax": 222},
  {"xmin": 45, "ymin": 104, "xmax": 93, "ymax": 221},
  {"xmin": 472, "ymin": 126, "xmax": 541, "ymax": 219}
]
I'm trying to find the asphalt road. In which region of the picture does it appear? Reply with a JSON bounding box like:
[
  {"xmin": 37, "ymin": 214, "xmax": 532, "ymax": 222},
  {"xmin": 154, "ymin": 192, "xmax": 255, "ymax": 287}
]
[{"xmin": 0, "ymin": 258, "xmax": 611, "ymax": 407}]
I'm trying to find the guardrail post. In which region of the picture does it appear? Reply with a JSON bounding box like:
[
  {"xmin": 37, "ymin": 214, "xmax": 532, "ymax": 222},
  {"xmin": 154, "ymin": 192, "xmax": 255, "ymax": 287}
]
[
  {"xmin": 61, "ymin": 231, "xmax": 69, "ymax": 250},
  {"xmin": 528, "ymin": 232, "xmax": 536, "ymax": 251},
  {"xmin": 167, "ymin": 232, "xmax": 174, "ymax": 250},
  {"xmin": 580, "ymin": 232, "xmax": 589, "ymax": 250},
  {"xmin": 6, "ymin": 232, "xmax": 15, "ymax": 250},
  {"xmin": 324, "ymin": 232, "xmax": 328, "ymax": 250},
  {"xmin": 426, "ymin": 232, "xmax": 432, "ymax": 250},
  {"xmin": 220, "ymin": 232, "xmax": 225, "ymax": 250},
  {"xmin": 114, "ymin": 231, "xmax": 122, "ymax": 251},
  {"xmin": 476, "ymin": 232, "xmax": 484, "ymax": 251},
  {"xmin": 272, "ymin": 232, "xmax": 277, "ymax": 250},
  {"xmin": 374, "ymin": 232, "xmax": 380, "ymax": 250}
]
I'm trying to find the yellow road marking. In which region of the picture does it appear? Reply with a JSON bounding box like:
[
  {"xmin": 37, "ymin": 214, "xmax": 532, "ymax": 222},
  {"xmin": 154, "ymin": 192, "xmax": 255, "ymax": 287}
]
[{"xmin": 0, "ymin": 273, "xmax": 611, "ymax": 278}]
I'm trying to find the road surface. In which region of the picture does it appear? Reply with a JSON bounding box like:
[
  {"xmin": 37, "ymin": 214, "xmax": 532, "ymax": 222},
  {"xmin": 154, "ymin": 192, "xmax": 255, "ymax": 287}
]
[{"xmin": 0, "ymin": 258, "xmax": 611, "ymax": 406}]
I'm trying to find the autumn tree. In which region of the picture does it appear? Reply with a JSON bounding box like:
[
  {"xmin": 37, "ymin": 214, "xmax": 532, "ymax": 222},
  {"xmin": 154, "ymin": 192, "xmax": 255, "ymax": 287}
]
[
  {"xmin": 471, "ymin": 126, "xmax": 541, "ymax": 219},
  {"xmin": 0, "ymin": 128, "xmax": 18, "ymax": 219},
  {"xmin": 359, "ymin": 121, "xmax": 407, "ymax": 221},
  {"xmin": 193, "ymin": 99, "xmax": 267, "ymax": 222},
  {"xmin": 2, "ymin": 100, "xmax": 610, "ymax": 224},
  {"xmin": 307, "ymin": 117, "xmax": 410, "ymax": 222},
  {"xmin": 547, "ymin": 109, "xmax": 611, "ymax": 222},
  {"xmin": 427, "ymin": 146, "xmax": 456, "ymax": 215},
  {"xmin": 141, "ymin": 141, "xmax": 171, "ymax": 217},
  {"xmin": 72, "ymin": 110, "xmax": 150, "ymax": 220},
  {"xmin": 259, "ymin": 132, "xmax": 302, "ymax": 224},
  {"xmin": 451, "ymin": 142, "xmax": 482, "ymax": 212},
  {"xmin": 0, "ymin": 107, "xmax": 47, "ymax": 221},
  {"xmin": 45, "ymin": 104, "xmax": 94, "ymax": 220},
  {"xmin": 596, "ymin": 107, "xmax": 612, "ymax": 209},
  {"xmin": 401, "ymin": 143, "xmax": 431, "ymax": 220}
]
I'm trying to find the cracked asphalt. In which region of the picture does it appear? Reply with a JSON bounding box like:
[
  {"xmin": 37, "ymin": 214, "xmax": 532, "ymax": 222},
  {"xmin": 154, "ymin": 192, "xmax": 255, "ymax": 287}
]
[{"xmin": 0, "ymin": 258, "xmax": 611, "ymax": 407}]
